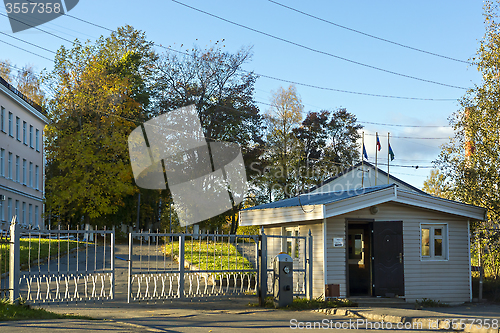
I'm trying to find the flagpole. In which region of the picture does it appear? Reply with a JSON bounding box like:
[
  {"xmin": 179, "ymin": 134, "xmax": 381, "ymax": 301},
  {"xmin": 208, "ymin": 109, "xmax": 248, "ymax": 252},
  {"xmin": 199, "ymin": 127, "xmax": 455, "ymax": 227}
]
[
  {"xmin": 388, "ymin": 132, "xmax": 390, "ymax": 184},
  {"xmin": 361, "ymin": 132, "xmax": 365, "ymax": 187},
  {"xmin": 375, "ymin": 132, "xmax": 378, "ymax": 186}
]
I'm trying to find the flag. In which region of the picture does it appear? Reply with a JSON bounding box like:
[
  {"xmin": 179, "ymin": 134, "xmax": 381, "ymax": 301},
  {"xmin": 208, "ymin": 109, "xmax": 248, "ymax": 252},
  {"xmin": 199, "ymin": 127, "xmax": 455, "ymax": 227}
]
[
  {"xmin": 389, "ymin": 143, "xmax": 395, "ymax": 161},
  {"xmin": 363, "ymin": 144, "xmax": 368, "ymax": 159},
  {"xmin": 376, "ymin": 134, "xmax": 381, "ymax": 151}
]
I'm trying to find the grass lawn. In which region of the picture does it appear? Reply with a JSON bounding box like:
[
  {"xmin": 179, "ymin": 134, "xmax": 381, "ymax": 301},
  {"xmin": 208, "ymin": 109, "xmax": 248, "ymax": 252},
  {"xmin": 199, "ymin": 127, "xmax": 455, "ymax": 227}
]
[
  {"xmin": 163, "ymin": 239, "xmax": 254, "ymax": 271},
  {"xmin": 0, "ymin": 299, "xmax": 94, "ymax": 321},
  {"xmin": 0, "ymin": 238, "xmax": 82, "ymax": 272},
  {"xmin": 249, "ymin": 297, "xmax": 357, "ymax": 310}
]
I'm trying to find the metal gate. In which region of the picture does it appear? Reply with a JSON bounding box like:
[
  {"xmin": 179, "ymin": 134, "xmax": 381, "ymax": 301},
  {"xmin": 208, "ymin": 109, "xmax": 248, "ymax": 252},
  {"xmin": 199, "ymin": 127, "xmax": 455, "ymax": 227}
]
[
  {"xmin": 17, "ymin": 224, "xmax": 115, "ymax": 304},
  {"xmin": 127, "ymin": 231, "xmax": 259, "ymax": 302}
]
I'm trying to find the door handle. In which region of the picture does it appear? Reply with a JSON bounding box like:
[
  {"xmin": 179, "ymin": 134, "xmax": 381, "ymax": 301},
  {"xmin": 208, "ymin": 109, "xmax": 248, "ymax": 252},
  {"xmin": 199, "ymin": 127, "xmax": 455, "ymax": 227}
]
[{"xmin": 397, "ymin": 253, "xmax": 403, "ymax": 264}]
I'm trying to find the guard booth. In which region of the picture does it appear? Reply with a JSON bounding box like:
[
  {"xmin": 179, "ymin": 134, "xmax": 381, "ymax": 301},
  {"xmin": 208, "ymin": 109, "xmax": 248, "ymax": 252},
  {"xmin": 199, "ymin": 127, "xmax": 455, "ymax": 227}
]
[{"xmin": 273, "ymin": 253, "xmax": 293, "ymax": 307}]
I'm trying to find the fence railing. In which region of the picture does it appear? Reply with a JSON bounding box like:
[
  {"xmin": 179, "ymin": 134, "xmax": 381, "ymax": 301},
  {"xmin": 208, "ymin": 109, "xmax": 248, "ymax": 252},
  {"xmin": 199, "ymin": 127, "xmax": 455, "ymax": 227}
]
[{"xmin": 127, "ymin": 231, "xmax": 259, "ymax": 302}]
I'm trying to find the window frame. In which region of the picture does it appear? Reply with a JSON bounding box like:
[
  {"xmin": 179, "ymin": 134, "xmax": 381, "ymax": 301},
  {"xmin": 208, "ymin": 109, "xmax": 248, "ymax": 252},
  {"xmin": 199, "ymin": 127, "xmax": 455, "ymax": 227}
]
[
  {"xmin": 35, "ymin": 165, "xmax": 39, "ymax": 190},
  {"xmin": 0, "ymin": 106, "xmax": 4, "ymax": 132},
  {"xmin": 420, "ymin": 223, "xmax": 449, "ymax": 261},
  {"xmin": 15, "ymin": 155, "xmax": 19, "ymax": 182},
  {"xmin": 29, "ymin": 125, "xmax": 33, "ymax": 148},
  {"xmin": 23, "ymin": 121, "xmax": 27, "ymax": 145},
  {"xmin": 8, "ymin": 112, "xmax": 13, "ymax": 137},
  {"xmin": 0, "ymin": 149, "xmax": 4, "ymax": 177},
  {"xmin": 35, "ymin": 128, "xmax": 40, "ymax": 151},
  {"xmin": 7, "ymin": 152, "xmax": 12, "ymax": 179},
  {"xmin": 29, "ymin": 162, "xmax": 33, "ymax": 187},
  {"xmin": 16, "ymin": 116, "xmax": 20, "ymax": 141}
]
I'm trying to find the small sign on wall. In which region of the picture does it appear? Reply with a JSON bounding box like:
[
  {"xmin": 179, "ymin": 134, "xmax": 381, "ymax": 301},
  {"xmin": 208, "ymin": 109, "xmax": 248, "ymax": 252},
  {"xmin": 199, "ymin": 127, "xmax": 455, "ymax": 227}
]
[{"xmin": 333, "ymin": 237, "xmax": 344, "ymax": 248}]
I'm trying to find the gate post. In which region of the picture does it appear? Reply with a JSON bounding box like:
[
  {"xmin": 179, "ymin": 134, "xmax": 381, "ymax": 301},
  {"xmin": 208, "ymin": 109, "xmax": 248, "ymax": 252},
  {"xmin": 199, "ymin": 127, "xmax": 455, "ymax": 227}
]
[
  {"xmin": 258, "ymin": 227, "xmax": 267, "ymax": 307},
  {"xmin": 127, "ymin": 232, "xmax": 133, "ymax": 303},
  {"xmin": 179, "ymin": 234, "xmax": 185, "ymax": 299},
  {"xmin": 306, "ymin": 229, "xmax": 313, "ymax": 300},
  {"xmin": 9, "ymin": 216, "xmax": 20, "ymax": 304},
  {"xmin": 110, "ymin": 228, "xmax": 115, "ymax": 300}
]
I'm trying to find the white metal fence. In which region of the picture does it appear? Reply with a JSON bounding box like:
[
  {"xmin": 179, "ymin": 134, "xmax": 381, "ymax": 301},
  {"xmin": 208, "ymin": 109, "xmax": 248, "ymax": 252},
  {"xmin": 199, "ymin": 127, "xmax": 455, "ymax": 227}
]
[
  {"xmin": 3, "ymin": 219, "xmax": 313, "ymax": 305},
  {"xmin": 127, "ymin": 231, "xmax": 259, "ymax": 302}
]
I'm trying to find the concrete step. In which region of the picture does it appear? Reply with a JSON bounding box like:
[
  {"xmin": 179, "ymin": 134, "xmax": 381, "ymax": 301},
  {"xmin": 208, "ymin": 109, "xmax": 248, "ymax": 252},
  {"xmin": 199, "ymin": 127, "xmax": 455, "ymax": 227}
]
[{"xmin": 348, "ymin": 297, "xmax": 412, "ymax": 308}]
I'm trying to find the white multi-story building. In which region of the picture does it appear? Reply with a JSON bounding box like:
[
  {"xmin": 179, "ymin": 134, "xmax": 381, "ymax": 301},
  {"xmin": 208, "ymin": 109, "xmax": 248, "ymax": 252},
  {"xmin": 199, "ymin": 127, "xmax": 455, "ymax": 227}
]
[{"xmin": 0, "ymin": 76, "xmax": 48, "ymax": 230}]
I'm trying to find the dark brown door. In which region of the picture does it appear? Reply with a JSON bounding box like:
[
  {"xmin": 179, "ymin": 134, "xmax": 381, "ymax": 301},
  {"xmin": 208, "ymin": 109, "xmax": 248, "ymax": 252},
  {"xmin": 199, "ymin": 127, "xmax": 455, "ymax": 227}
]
[{"xmin": 373, "ymin": 221, "xmax": 404, "ymax": 297}]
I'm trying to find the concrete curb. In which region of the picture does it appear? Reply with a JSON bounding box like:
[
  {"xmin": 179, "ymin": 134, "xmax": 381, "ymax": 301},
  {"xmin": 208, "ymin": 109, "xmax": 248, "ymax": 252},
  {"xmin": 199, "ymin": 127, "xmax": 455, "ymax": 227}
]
[{"xmin": 313, "ymin": 308, "xmax": 499, "ymax": 333}]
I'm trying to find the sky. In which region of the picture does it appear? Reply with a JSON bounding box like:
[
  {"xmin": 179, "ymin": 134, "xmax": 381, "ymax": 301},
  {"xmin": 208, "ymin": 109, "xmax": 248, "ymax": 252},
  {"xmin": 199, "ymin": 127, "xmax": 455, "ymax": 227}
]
[{"xmin": 0, "ymin": 0, "xmax": 487, "ymax": 189}]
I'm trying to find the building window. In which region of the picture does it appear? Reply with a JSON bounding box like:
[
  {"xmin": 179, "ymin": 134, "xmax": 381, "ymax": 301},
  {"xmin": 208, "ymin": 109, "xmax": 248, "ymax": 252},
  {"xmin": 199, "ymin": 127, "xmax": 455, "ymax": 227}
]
[
  {"xmin": 8, "ymin": 152, "xmax": 12, "ymax": 179},
  {"xmin": 421, "ymin": 224, "xmax": 447, "ymax": 260},
  {"xmin": 15, "ymin": 200, "xmax": 19, "ymax": 221},
  {"xmin": 35, "ymin": 165, "xmax": 39, "ymax": 190},
  {"xmin": 8, "ymin": 198, "xmax": 12, "ymax": 223},
  {"xmin": 0, "ymin": 106, "xmax": 4, "ymax": 132},
  {"xmin": 29, "ymin": 204, "xmax": 32, "ymax": 226},
  {"xmin": 15, "ymin": 155, "xmax": 19, "ymax": 182},
  {"xmin": 22, "ymin": 202, "xmax": 26, "ymax": 225},
  {"xmin": 0, "ymin": 199, "xmax": 3, "ymax": 221},
  {"xmin": 16, "ymin": 117, "xmax": 20, "ymax": 141},
  {"xmin": 22, "ymin": 159, "xmax": 26, "ymax": 185},
  {"xmin": 35, "ymin": 205, "xmax": 39, "ymax": 228},
  {"xmin": 0, "ymin": 149, "xmax": 4, "ymax": 177},
  {"xmin": 23, "ymin": 121, "xmax": 27, "ymax": 144},
  {"xmin": 29, "ymin": 162, "xmax": 33, "ymax": 187},
  {"xmin": 35, "ymin": 129, "xmax": 39, "ymax": 151},
  {"xmin": 8, "ymin": 112, "xmax": 13, "ymax": 137},
  {"xmin": 29, "ymin": 125, "xmax": 33, "ymax": 148}
]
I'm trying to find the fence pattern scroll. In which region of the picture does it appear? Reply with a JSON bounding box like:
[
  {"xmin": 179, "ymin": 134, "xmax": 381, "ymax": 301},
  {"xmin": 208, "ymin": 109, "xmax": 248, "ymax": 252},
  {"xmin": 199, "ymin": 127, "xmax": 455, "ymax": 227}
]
[
  {"xmin": 18, "ymin": 225, "xmax": 115, "ymax": 304},
  {"xmin": 127, "ymin": 231, "xmax": 259, "ymax": 302}
]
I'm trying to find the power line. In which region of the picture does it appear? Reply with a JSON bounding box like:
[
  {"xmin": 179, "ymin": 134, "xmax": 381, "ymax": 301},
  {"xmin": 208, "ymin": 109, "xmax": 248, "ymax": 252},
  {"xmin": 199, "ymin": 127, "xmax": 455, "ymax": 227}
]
[
  {"xmin": 171, "ymin": 0, "xmax": 468, "ymax": 90},
  {"xmin": 1, "ymin": 8, "xmax": 459, "ymax": 102},
  {"xmin": 360, "ymin": 120, "xmax": 451, "ymax": 128},
  {"xmin": 0, "ymin": 31, "xmax": 57, "ymax": 55},
  {"xmin": 364, "ymin": 133, "xmax": 449, "ymax": 140},
  {"xmin": 0, "ymin": 12, "xmax": 74, "ymax": 44},
  {"xmin": 252, "ymin": 72, "xmax": 457, "ymax": 101},
  {"xmin": 0, "ymin": 38, "xmax": 53, "ymax": 61},
  {"xmin": 268, "ymin": 0, "xmax": 471, "ymax": 65}
]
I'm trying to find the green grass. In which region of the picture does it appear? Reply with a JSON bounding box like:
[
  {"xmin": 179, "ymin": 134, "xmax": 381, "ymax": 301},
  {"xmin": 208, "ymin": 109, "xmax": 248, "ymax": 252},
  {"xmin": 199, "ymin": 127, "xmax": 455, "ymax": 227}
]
[
  {"xmin": 0, "ymin": 299, "xmax": 94, "ymax": 321},
  {"xmin": 415, "ymin": 298, "xmax": 449, "ymax": 308},
  {"xmin": 249, "ymin": 296, "xmax": 357, "ymax": 310},
  {"xmin": 163, "ymin": 240, "xmax": 254, "ymax": 271},
  {"xmin": 0, "ymin": 238, "xmax": 82, "ymax": 272}
]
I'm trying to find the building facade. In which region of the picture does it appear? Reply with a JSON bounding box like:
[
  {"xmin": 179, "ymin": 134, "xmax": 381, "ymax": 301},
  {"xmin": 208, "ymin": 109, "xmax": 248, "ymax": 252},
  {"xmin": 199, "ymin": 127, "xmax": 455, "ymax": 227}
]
[{"xmin": 0, "ymin": 76, "xmax": 48, "ymax": 230}]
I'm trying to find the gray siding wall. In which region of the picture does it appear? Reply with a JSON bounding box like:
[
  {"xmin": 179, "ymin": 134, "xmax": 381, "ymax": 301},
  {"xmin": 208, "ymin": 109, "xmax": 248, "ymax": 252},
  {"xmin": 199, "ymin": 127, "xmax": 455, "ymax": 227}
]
[
  {"xmin": 325, "ymin": 203, "xmax": 471, "ymax": 303},
  {"xmin": 265, "ymin": 222, "xmax": 324, "ymax": 298}
]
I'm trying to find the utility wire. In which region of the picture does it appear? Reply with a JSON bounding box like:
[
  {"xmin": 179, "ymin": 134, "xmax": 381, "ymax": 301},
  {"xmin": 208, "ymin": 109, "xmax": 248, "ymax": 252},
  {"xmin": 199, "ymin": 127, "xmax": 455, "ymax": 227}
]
[
  {"xmin": 2, "ymin": 8, "xmax": 459, "ymax": 101},
  {"xmin": 360, "ymin": 120, "xmax": 452, "ymax": 128},
  {"xmin": 252, "ymin": 72, "xmax": 457, "ymax": 101},
  {"xmin": 172, "ymin": 0, "xmax": 467, "ymax": 90},
  {"xmin": 0, "ymin": 12, "xmax": 74, "ymax": 44},
  {"xmin": 0, "ymin": 31, "xmax": 57, "ymax": 55},
  {"xmin": 0, "ymin": 38, "xmax": 53, "ymax": 61},
  {"xmin": 268, "ymin": 0, "xmax": 471, "ymax": 65}
]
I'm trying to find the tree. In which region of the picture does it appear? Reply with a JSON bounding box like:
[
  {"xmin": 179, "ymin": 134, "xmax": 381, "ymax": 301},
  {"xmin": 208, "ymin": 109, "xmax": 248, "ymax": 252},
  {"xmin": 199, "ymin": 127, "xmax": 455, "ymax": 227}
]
[
  {"xmin": 16, "ymin": 65, "xmax": 45, "ymax": 107},
  {"xmin": 44, "ymin": 25, "xmax": 158, "ymax": 228},
  {"xmin": 422, "ymin": 169, "xmax": 453, "ymax": 199},
  {"xmin": 264, "ymin": 85, "xmax": 303, "ymax": 199},
  {"xmin": 0, "ymin": 59, "xmax": 13, "ymax": 82},
  {"xmin": 292, "ymin": 108, "xmax": 362, "ymax": 191},
  {"xmin": 155, "ymin": 44, "xmax": 264, "ymax": 233},
  {"xmin": 435, "ymin": 1, "xmax": 500, "ymax": 282},
  {"xmin": 435, "ymin": 1, "xmax": 500, "ymax": 226}
]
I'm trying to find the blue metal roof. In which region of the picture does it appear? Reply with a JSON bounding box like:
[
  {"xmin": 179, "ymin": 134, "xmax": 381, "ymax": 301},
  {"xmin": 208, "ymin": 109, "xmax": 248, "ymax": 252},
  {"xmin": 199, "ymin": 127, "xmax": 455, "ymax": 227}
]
[{"xmin": 244, "ymin": 184, "xmax": 395, "ymax": 211}]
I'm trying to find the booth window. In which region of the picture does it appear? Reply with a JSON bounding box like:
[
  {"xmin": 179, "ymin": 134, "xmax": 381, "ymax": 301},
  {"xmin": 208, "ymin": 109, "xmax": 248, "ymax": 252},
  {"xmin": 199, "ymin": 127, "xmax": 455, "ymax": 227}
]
[{"xmin": 421, "ymin": 224, "xmax": 447, "ymax": 260}]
